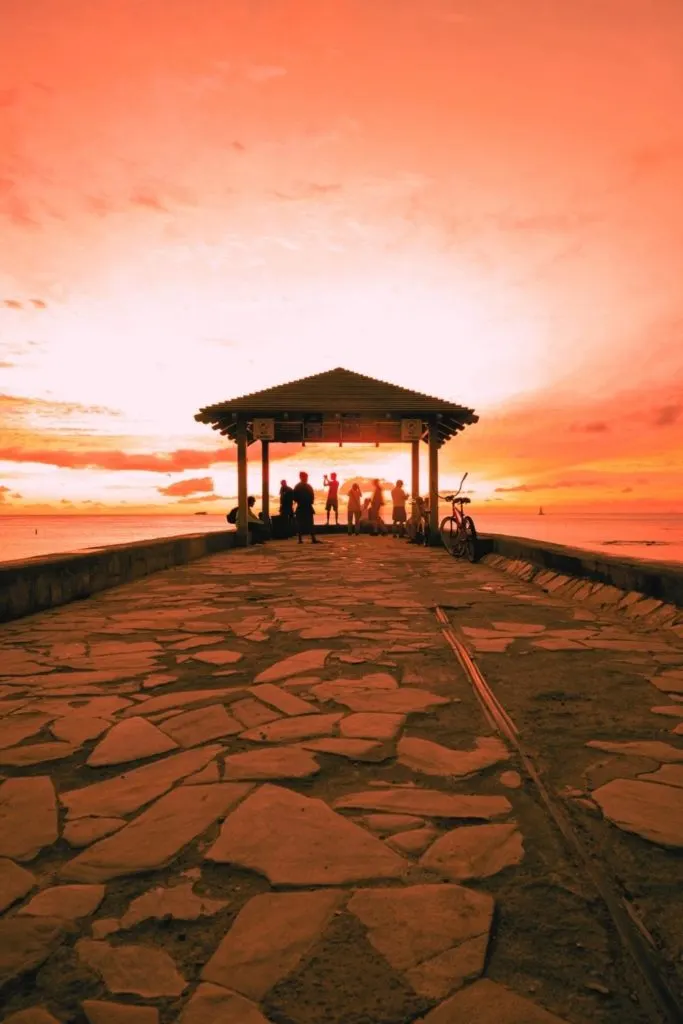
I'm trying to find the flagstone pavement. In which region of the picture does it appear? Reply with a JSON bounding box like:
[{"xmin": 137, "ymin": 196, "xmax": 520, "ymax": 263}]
[{"xmin": 1, "ymin": 535, "xmax": 683, "ymax": 1023}]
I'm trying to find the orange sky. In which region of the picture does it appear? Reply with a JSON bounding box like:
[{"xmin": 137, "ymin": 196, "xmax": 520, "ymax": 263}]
[{"xmin": 1, "ymin": 0, "xmax": 682, "ymax": 514}]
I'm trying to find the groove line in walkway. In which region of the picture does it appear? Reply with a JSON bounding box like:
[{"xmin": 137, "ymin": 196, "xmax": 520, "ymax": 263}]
[{"xmin": 433, "ymin": 604, "xmax": 682, "ymax": 1024}]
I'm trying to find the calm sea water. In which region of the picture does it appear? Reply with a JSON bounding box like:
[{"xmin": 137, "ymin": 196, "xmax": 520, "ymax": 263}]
[{"xmin": 1, "ymin": 511, "xmax": 683, "ymax": 566}]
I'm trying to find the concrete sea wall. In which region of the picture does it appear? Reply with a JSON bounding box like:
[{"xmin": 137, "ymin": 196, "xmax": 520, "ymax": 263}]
[
  {"xmin": 478, "ymin": 534, "xmax": 683, "ymax": 635},
  {"xmin": 0, "ymin": 530, "xmax": 239, "ymax": 624}
]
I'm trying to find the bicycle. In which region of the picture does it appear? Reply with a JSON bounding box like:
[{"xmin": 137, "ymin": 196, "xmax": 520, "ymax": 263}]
[{"xmin": 439, "ymin": 472, "xmax": 478, "ymax": 561}]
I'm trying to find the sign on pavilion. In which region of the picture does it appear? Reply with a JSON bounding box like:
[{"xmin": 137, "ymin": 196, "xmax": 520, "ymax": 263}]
[{"xmin": 195, "ymin": 367, "xmax": 478, "ymax": 545}]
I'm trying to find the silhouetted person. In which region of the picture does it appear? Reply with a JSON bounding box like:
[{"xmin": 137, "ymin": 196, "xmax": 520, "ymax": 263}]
[
  {"xmin": 369, "ymin": 479, "xmax": 387, "ymax": 536},
  {"xmin": 323, "ymin": 472, "xmax": 340, "ymax": 525},
  {"xmin": 226, "ymin": 496, "xmax": 268, "ymax": 543},
  {"xmin": 391, "ymin": 479, "xmax": 408, "ymax": 538},
  {"xmin": 292, "ymin": 471, "xmax": 319, "ymax": 544},
  {"xmin": 406, "ymin": 496, "xmax": 426, "ymax": 544},
  {"xmin": 279, "ymin": 479, "xmax": 295, "ymax": 534},
  {"xmin": 347, "ymin": 482, "xmax": 363, "ymax": 535}
]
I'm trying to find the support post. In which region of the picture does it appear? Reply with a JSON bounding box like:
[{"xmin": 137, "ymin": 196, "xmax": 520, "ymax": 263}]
[
  {"xmin": 428, "ymin": 419, "xmax": 440, "ymax": 545},
  {"xmin": 261, "ymin": 439, "xmax": 270, "ymax": 526},
  {"xmin": 236, "ymin": 417, "xmax": 249, "ymax": 547},
  {"xmin": 411, "ymin": 439, "xmax": 420, "ymax": 499}
]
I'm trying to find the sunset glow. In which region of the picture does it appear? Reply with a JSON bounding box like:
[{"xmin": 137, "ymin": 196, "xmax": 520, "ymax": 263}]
[{"xmin": 2, "ymin": 0, "xmax": 682, "ymax": 514}]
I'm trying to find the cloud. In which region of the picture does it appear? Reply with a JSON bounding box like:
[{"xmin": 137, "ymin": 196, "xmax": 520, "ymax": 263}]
[
  {"xmin": 0, "ymin": 394, "xmax": 121, "ymax": 420},
  {"xmin": 2, "ymin": 299, "xmax": 23, "ymax": 309},
  {"xmin": 653, "ymin": 404, "xmax": 681, "ymax": 427},
  {"xmin": 175, "ymin": 493, "xmax": 224, "ymax": 504},
  {"xmin": 131, "ymin": 190, "xmax": 168, "ymax": 212},
  {"xmin": 571, "ymin": 421, "xmax": 609, "ymax": 433},
  {"xmin": 273, "ymin": 183, "xmax": 343, "ymax": 202},
  {"xmin": 158, "ymin": 476, "xmax": 214, "ymax": 497},
  {"xmin": 29, "ymin": 299, "xmax": 47, "ymax": 309},
  {"xmin": 0, "ymin": 361, "xmax": 15, "ymax": 369},
  {"xmin": 495, "ymin": 480, "xmax": 602, "ymax": 493},
  {"xmin": 0, "ymin": 445, "xmax": 241, "ymax": 472}
]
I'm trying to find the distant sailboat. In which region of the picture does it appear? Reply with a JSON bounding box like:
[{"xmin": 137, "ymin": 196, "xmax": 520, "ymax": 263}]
[{"xmin": 538, "ymin": 506, "xmax": 544, "ymax": 516}]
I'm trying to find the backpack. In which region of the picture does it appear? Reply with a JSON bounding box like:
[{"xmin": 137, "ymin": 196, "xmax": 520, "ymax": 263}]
[{"xmin": 226, "ymin": 507, "xmax": 238, "ymax": 524}]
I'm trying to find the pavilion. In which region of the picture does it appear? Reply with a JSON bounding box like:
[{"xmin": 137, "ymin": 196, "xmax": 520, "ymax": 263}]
[{"xmin": 195, "ymin": 367, "xmax": 479, "ymax": 545}]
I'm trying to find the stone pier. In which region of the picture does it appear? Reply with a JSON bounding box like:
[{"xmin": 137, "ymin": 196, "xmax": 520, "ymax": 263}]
[{"xmin": 1, "ymin": 535, "xmax": 682, "ymax": 1023}]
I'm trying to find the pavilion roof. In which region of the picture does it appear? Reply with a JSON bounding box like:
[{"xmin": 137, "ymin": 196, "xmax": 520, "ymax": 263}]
[{"xmin": 195, "ymin": 367, "xmax": 478, "ymax": 446}]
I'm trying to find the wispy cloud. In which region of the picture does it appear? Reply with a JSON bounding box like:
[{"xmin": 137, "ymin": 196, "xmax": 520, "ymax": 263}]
[
  {"xmin": 0, "ymin": 394, "xmax": 121, "ymax": 421},
  {"xmin": 0, "ymin": 445, "xmax": 239, "ymax": 472},
  {"xmin": 158, "ymin": 476, "xmax": 214, "ymax": 497}
]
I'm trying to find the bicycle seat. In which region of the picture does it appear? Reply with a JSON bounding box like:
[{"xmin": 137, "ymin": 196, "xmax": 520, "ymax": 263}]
[{"xmin": 454, "ymin": 496, "xmax": 471, "ymax": 504}]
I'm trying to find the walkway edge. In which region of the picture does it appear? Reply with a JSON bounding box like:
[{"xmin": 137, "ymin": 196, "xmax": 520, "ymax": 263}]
[{"xmin": 479, "ymin": 536, "xmax": 683, "ymax": 633}]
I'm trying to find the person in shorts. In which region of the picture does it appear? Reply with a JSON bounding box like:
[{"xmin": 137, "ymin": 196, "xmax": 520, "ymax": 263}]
[
  {"xmin": 323, "ymin": 472, "xmax": 340, "ymax": 525},
  {"xmin": 391, "ymin": 479, "xmax": 408, "ymax": 538}
]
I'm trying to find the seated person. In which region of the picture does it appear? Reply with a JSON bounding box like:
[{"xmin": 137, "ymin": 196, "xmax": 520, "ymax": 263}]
[{"xmin": 226, "ymin": 497, "xmax": 269, "ymax": 542}]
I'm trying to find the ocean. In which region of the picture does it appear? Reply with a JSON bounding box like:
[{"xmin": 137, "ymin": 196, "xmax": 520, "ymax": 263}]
[{"xmin": 1, "ymin": 511, "xmax": 683, "ymax": 567}]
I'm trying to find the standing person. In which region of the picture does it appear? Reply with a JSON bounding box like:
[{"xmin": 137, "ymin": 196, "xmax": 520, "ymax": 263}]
[
  {"xmin": 391, "ymin": 479, "xmax": 408, "ymax": 538},
  {"xmin": 347, "ymin": 482, "xmax": 363, "ymax": 535},
  {"xmin": 323, "ymin": 472, "xmax": 340, "ymax": 526},
  {"xmin": 369, "ymin": 479, "xmax": 387, "ymax": 536},
  {"xmin": 292, "ymin": 471, "xmax": 319, "ymax": 544},
  {"xmin": 279, "ymin": 479, "xmax": 295, "ymax": 535}
]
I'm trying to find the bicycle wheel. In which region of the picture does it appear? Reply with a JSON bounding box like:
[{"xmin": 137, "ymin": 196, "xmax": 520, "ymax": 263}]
[
  {"xmin": 439, "ymin": 516, "xmax": 459, "ymax": 556},
  {"xmin": 462, "ymin": 516, "xmax": 478, "ymax": 562}
]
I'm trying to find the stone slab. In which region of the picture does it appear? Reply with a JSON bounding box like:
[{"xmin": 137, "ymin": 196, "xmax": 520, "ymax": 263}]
[
  {"xmin": 349, "ymin": 883, "xmax": 493, "ymax": 999},
  {"xmin": 300, "ymin": 737, "xmax": 386, "ymax": 760},
  {"xmin": 82, "ymin": 1002, "xmax": 159, "ymax": 1024},
  {"xmin": 254, "ymin": 650, "xmax": 332, "ymax": 683},
  {"xmin": 420, "ymin": 824, "xmax": 524, "ymax": 880},
  {"xmin": 418, "ymin": 978, "xmax": 572, "ymax": 1023},
  {"xmin": 0, "ymin": 918, "xmax": 68, "ymax": 991},
  {"xmin": 62, "ymin": 783, "xmax": 253, "ymax": 882},
  {"xmin": 179, "ymin": 983, "xmax": 272, "ymax": 1024},
  {"xmin": 0, "ymin": 777, "xmax": 58, "ymax": 861},
  {"xmin": 325, "ymin": 689, "xmax": 450, "ymax": 714},
  {"xmin": 0, "ymin": 857, "xmax": 36, "ymax": 913},
  {"xmin": 638, "ymin": 764, "xmax": 683, "ymax": 789},
  {"xmin": 61, "ymin": 746, "xmax": 222, "ymax": 819},
  {"xmin": 63, "ymin": 817, "xmax": 126, "ymax": 848},
  {"xmin": 206, "ymin": 783, "xmax": 409, "ymax": 885},
  {"xmin": 3, "ymin": 1009, "xmax": 64, "ymax": 1024},
  {"xmin": 87, "ymin": 718, "xmax": 178, "ymax": 767},
  {"xmin": 230, "ymin": 698, "xmax": 281, "ymax": 729},
  {"xmin": 250, "ymin": 683, "xmax": 319, "ymax": 716},
  {"xmin": 76, "ymin": 938, "xmax": 186, "ymax": 997},
  {"xmin": 333, "ymin": 789, "xmax": 511, "ymax": 820},
  {"xmin": 398, "ymin": 736, "xmax": 509, "ymax": 778},
  {"xmin": 387, "ymin": 827, "xmax": 439, "ymax": 856},
  {"xmin": 240, "ymin": 712, "xmax": 344, "ymax": 743},
  {"xmin": 159, "ymin": 705, "xmax": 243, "ymax": 746},
  {"xmin": 0, "ymin": 741, "xmax": 78, "ymax": 766},
  {"xmin": 119, "ymin": 689, "xmax": 244, "ymax": 719},
  {"xmin": 202, "ymin": 890, "xmax": 343, "ymax": 998},
  {"xmin": 592, "ymin": 778, "xmax": 683, "ymax": 847},
  {"xmin": 586, "ymin": 739, "xmax": 683, "ymax": 762},
  {"xmin": 223, "ymin": 747, "xmax": 320, "ymax": 780},
  {"xmin": 19, "ymin": 884, "xmax": 105, "ymax": 919},
  {"xmin": 340, "ymin": 712, "xmax": 406, "ymax": 741},
  {"xmin": 119, "ymin": 881, "xmax": 228, "ymax": 929}
]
